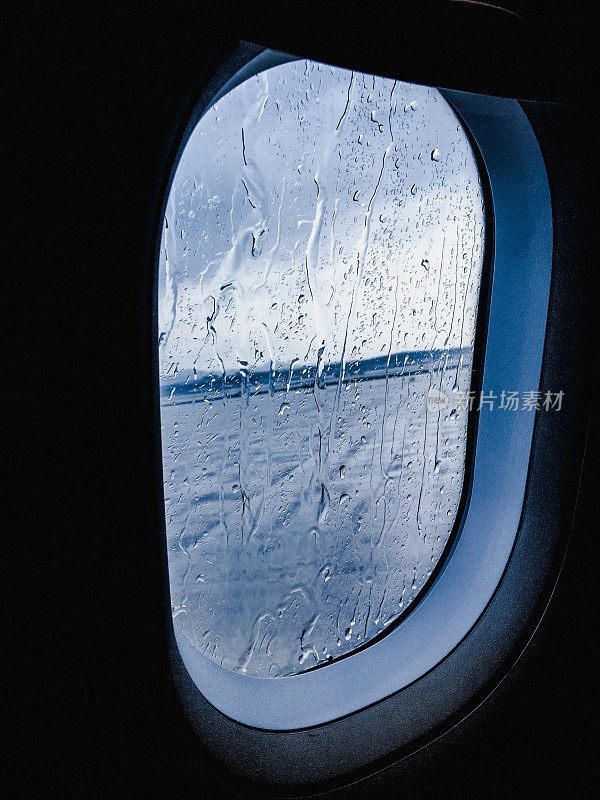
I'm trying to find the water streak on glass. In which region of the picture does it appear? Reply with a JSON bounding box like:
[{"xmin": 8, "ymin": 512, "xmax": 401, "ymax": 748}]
[{"xmin": 159, "ymin": 59, "xmax": 485, "ymax": 677}]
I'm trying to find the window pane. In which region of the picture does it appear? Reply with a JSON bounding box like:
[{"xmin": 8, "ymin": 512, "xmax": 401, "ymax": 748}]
[{"xmin": 159, "ymin": 59, "xmax": 485, "ymax": 677}]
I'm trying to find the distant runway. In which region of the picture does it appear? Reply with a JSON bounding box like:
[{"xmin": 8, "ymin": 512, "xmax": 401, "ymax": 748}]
[{"xmin": 162, "ymin": 351, "xmax": 472, "ymax": 677}]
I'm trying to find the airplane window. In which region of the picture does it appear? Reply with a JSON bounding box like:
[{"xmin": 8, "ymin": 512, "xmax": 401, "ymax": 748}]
[{"xmin": 159, "ymin": 59, "xmax": 485, "ymax": 678}]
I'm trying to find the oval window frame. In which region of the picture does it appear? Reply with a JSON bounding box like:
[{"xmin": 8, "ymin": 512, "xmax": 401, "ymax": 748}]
[{"xmin": 156, "ymin": 45, "xmax": 553, "ymax": 773}]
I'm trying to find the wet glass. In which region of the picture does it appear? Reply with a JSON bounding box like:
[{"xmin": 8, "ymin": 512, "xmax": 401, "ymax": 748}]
[{"xmin": 159, "ymin": 59, "xmax": 485, "ymax": 677}]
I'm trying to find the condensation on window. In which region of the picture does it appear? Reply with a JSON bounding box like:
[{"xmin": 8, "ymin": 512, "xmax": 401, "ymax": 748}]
[{"xmin": 159, "ymin": 59, "xmax": 485, "ymax": 678}]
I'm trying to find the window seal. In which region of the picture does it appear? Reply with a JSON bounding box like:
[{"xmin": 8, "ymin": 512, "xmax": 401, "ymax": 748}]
[{"xmin": 165, "ymin": 52, "xmax": 552, "ymax": 734}]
